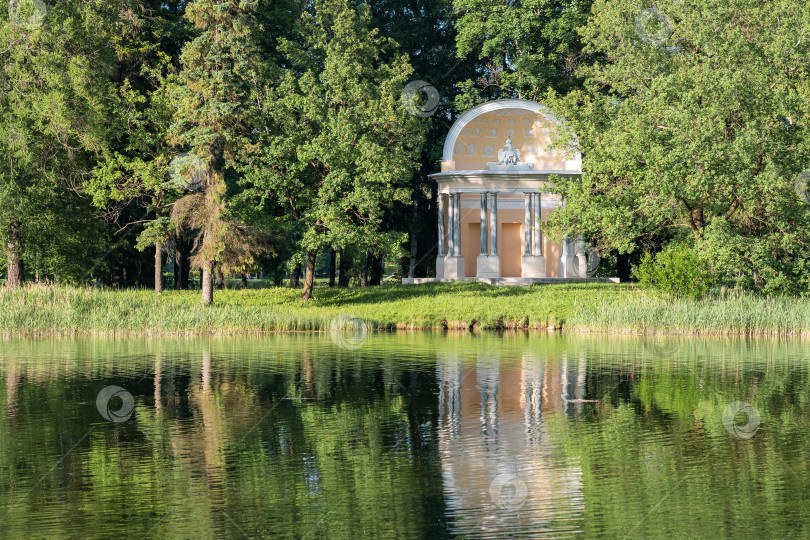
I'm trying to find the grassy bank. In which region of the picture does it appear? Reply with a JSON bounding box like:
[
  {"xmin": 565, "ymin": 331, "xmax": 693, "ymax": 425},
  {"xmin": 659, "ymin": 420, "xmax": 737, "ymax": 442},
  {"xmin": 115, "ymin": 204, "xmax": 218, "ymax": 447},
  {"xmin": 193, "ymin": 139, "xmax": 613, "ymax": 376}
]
[
  {"xmin": 1, "ymin": 282, "xmax": 809, "ymax": 336},
  {"xmin": 568, "ymin": 287, "xmax": 810, "ymax": 337}
]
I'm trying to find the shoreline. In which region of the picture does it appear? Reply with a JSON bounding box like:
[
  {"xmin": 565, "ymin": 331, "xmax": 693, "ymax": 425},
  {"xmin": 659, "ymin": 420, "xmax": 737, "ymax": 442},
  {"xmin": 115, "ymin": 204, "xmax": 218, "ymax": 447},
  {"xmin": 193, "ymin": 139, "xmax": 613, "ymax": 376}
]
[
  {"xmin": 1, "ymin": 326, "xmax": 808, "ymax": 338},
  {"xmin": 2, "ymin": 282, "xmax": 809, "ymax": 338}
]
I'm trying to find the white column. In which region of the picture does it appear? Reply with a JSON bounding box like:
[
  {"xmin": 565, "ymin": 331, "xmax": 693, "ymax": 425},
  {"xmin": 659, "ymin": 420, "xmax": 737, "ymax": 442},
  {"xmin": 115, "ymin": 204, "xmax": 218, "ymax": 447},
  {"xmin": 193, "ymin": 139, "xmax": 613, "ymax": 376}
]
[
  {"xmin": 454, "ymin": 194, "xmax": 462, "ymax": 255},
  {"xmin": 479, "ymin": 193, "xmax": 488, "ymax": 254},
  {"xmin": 447, "ymin": 194, "xmax": 455, "ymax": 257},
  {"xmin": 533, "ymin": 192, "xmax": 542, "ymax": 256},
  {"xmin": 577, "ymin": 235, "xmax": 588, "ymax": 278},
  {"xmin": 489, "ymin": 192, "xmax": 498, "ymax": 255},
  {"xmin": 522, "ymin": 191, "xmax": 545, "ymax": 278},
  {"xmin": 477, "ymin": 192, "xmax": 499, "ymax": 278},
  {"xmin": 558, "ymin": 234, "xmax": 578, "ymax": 277},
  {"xmin": 437, "ymin": 193, "xmax": 446, "ymax": 257},
  {"xmin": 523, "ymin": 193, "xmax": 532, "ymax": 256},
  {"xmin": 444, "ymin": 193, "xmax": 465, "ymax": 279}
]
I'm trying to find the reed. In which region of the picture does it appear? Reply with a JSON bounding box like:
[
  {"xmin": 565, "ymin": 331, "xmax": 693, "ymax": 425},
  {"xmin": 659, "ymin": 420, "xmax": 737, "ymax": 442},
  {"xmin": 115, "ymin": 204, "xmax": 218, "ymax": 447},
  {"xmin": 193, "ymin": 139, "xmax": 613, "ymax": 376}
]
[
  {"xmin": 568, "ymin": 287, "xmax": 810, "ymax": 337},
  {"xmin": 1, "ymin": 282, "xmax": 809, "ymax": 337}
]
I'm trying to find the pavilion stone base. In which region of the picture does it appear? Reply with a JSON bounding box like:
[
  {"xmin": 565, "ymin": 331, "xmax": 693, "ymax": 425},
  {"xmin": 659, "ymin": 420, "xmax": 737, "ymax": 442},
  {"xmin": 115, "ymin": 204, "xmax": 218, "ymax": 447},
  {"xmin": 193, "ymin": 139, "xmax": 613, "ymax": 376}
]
[
  {"xmin": 402, "ymin": 277, "xmax": 620, "ymax": 285},
  {"xmin": 558, "ymin": 256, "xmax": 579, "ymax": 278},
  {"xmin": 577, "ymin": 255, "xmax": 588, "ymax": 278},
  {"xmin": 476, "ymin": 255, "xmax": 500, "ymax": 278},
  {"xmin": 443, "ymin": 256, "xmax": 466, "ymax": 279},
  {"xmin": 435, "ymin": 257, "xmax": 445, "ymax": 279},
  {"xmin": 521, "ymin": 255, "xmax": 546, "ymax": 278}
]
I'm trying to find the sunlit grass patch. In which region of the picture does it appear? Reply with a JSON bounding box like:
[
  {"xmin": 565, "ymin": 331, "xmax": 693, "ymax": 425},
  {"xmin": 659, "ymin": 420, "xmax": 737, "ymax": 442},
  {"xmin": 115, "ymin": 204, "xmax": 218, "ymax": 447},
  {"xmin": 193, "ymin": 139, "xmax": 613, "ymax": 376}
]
[{"xmin": 2, "ymin": 282, "xmax": 808, "ymax": 337}]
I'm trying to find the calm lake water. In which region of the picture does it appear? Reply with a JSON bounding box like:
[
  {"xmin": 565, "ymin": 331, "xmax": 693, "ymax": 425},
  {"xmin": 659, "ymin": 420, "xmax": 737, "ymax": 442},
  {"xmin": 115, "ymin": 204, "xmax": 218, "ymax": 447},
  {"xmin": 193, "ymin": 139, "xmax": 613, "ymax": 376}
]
[{"xmin": 0, "ymin": 331, "xmax": 808, "ymax": 538}]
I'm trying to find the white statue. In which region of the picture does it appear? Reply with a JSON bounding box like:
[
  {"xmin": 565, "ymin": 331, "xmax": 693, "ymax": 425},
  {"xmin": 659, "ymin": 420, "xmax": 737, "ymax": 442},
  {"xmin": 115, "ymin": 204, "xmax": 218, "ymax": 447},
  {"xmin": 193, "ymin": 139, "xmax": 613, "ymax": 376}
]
[
  {"xmin": 497, "ymin": 138, "xmax": 521, "ymax": 165},
  {"xmin": 486, "ymin": 138, "xmax": 533, "ymax": 171}
]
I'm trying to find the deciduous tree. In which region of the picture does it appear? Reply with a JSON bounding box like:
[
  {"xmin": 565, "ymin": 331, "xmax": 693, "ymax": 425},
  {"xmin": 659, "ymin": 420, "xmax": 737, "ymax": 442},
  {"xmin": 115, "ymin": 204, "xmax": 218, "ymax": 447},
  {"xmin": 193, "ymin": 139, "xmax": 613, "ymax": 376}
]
[
  {"xmin": 249, "ymin": 0, "xmax": 427, "ymax": 301},
  {"xmin": 547, "ymin": 0, "xmax": 810, "ymax": 292}
]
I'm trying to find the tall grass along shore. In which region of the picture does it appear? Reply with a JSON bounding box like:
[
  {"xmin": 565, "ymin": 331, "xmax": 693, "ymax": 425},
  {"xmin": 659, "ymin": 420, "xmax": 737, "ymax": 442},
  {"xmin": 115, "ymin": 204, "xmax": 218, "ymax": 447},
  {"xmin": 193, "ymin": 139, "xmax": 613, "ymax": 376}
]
[{"xmin": 2, "ymin": 282, "xmax": 809, "ymax": 337}]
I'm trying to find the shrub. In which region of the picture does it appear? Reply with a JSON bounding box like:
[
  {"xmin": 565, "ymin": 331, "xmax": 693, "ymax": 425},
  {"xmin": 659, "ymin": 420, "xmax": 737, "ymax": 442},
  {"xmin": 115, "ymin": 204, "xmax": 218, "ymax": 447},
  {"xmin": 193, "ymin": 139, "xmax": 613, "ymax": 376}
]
[{"xmin": 634, "ymin": 244, "xmax": 717, "ymax": 300}]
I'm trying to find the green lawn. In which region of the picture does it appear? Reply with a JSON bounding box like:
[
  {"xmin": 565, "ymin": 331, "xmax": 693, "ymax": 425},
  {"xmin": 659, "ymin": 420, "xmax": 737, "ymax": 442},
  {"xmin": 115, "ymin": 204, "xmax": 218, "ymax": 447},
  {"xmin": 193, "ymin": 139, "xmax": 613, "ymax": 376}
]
[{"xmin": 2, "ymin": 282, "xmax": 810, "ymax": 336}]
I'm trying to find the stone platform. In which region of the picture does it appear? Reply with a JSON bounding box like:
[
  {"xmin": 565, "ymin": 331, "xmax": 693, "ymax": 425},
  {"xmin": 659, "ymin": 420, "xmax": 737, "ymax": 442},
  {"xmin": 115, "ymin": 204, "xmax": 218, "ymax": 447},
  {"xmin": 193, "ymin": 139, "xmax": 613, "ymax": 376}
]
[{"xmin": 401, "ymin": 277, "xmax": 620, "ymax": 286}]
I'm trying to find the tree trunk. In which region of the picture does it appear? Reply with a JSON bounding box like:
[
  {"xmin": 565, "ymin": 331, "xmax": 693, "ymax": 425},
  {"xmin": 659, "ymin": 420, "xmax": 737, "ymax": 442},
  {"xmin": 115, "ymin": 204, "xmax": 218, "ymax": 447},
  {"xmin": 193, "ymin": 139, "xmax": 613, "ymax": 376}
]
[
  {"xmin": 617, "ymin": 251, "xmax": 631, "ymax": 282},
  {"xmin": 181, "ymin": 246, "xmax": 190, "ymax": 289},
  {"xmin": 328, "ymin": 248, "xmax": 336, "ymax": 287},
  {"xmin": 172, "ymin": 242, "xmax": 181, "ymax": 290},
  {"xmin": 299, "ymin": 250, "xmax": 318, "ymax": 302},
  {"xmin": 201, "ymin": 263, "xmax": 213, "ymax": 305},
  {"xmin": 241, "ymin": 273, "xmax": 248, "ymax": 289},
  {"xmin": 174, "ymin": 232, "xmax": 189, "ymax": 290},
  {"xmin": 6, "ymin": 221, "xmax": 24, "ymax": 289},
  {"xmin": 216, "ymin": 266, "xmax": 224, "ymax": 289},
  {"xmin": 360, "ymin": 252, "xmax": 370, "ymax": 287},
  {"xmin": 369, "ymin": 252, "xmax": 384, "ymax": 286},
  {"xmin": 290, "ymin": 262, "xmax": 301, "ymax": 287},
  {"xmin": 338, "ymin": 250, "xmax": 350, "ymax": 287},
  {"xmin": 155, "ymin": 243, "xmax": 163, "ymax": 294},
  {"xmin": 408, "ymin": 199, "xmax": 418, "ymax": 278}
]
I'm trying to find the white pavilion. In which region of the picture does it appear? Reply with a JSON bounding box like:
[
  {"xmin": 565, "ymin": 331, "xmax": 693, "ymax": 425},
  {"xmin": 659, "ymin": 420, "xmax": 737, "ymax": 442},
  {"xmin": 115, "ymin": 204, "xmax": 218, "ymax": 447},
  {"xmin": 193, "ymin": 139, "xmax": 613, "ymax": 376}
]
[{"xmin": 404, "ymin": 99, "xmax": 610, "ymax": 284}]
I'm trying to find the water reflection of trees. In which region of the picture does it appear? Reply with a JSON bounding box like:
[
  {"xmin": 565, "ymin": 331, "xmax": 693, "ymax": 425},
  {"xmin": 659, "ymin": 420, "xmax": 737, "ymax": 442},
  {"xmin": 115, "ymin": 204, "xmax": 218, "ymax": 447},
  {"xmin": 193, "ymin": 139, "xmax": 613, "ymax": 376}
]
[
  {"xmin": 0, "ymin": 335, "xmax": 809, "ymax": 537},
  {"xmin": 0, "ymin": 337, "xmax": 447, "ymax": 538}
]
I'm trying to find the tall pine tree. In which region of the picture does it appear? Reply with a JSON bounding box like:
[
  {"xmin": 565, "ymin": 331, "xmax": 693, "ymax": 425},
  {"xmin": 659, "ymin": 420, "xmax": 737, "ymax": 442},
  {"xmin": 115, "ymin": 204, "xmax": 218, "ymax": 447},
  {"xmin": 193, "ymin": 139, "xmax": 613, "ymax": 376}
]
[{"xmin": 169, "ymin": 0, "xmax": 268, "ymax": 304}]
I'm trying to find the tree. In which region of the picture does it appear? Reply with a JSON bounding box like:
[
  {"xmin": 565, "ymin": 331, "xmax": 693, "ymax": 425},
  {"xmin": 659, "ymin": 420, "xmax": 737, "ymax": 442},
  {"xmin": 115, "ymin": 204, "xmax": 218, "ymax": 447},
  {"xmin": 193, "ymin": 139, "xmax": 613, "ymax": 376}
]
[
  {"xmin": 250, "ymin": 0, "xmax": 427, "ymax": 301},
  {"xmin": 452, "ymin": 0, "xmax": 594, "ymax": 105},
  {"xmin": 0, "ymin": 0, "xmax": 133, "ymax": 287},
  {"xmin": 168, "ymin": 0, "xmax": 271, "ymax": 305},
  {"xmin": 85, "ymin": 0, "xmax": 189, "ymax": 294},
  {"xmin": 364, "ymin": 1, "xmax": 478, "ymax": 279},
  {"xmin": 545, "ymin": 0, "xmax": 810, "ymax": 293}
]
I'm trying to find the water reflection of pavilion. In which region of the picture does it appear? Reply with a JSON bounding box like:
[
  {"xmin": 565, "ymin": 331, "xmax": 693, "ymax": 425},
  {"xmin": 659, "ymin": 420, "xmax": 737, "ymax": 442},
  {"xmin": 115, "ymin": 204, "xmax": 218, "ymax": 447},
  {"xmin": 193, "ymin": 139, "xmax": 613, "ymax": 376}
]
[{"xmin": 437, "ymin": 352, "xmax": 587, "ymax": 536}]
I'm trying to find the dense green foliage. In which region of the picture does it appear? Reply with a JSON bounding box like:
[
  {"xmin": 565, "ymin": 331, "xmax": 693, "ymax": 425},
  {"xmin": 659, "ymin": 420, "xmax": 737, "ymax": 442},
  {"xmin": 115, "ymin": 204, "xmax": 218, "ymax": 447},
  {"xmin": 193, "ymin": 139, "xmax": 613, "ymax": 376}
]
[
  {"xmin": 249, "ymin": 0, "xmax": 426, "ymax": 301},
  {"xmin": 3, "ymin": 0, "xmax": 810, "ymax": 301},
  {"xmin": 452, "ymin": 0, "xmax": 594, "ymax": 106},
  {"xmin": 0, "ymin": 0, "xmax": 126, "ymax": 282},
  {"xmin": 545, "ymin": 0, "xmax": 810, "ymax": 293},
  {"xmin": 634, "ymin": 243, "xmax": 717, "ymax": 300}
]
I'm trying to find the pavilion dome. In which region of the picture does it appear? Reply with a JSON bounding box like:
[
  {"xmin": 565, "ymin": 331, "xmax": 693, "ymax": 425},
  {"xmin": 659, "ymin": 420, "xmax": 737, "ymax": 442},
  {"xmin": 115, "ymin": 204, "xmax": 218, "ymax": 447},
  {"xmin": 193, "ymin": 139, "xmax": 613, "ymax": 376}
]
[{"xmin": 440, "ymin": 99, "xmax": 581, "ymax": 174}]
